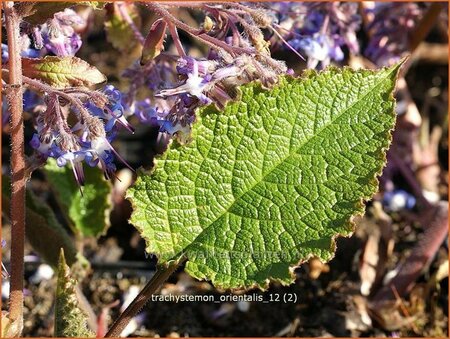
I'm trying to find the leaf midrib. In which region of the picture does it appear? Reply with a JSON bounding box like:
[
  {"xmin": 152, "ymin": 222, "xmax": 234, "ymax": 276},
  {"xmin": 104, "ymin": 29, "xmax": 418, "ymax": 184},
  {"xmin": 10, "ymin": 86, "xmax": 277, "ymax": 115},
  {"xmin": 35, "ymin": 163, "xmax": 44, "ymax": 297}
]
[{"xmin": 174, "ymin": 68, "xmax": 396, "ymax": 257}]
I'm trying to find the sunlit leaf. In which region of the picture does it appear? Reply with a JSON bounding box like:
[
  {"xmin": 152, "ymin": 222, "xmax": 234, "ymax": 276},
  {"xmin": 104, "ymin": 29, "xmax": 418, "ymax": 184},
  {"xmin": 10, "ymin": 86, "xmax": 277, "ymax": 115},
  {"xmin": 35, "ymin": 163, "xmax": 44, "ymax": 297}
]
[
  {"xmin": 128, "ymin": 62, "xmax": 402, "ymax": 289},
  {"xmin": 22, "ymin": 56, "xmax": 106, "ymax": 89}
]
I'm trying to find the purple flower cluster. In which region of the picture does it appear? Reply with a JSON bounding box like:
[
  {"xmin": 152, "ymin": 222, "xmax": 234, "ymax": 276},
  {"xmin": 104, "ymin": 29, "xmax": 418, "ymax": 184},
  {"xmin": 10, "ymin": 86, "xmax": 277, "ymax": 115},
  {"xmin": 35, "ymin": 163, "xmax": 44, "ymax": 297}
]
[
  {"xmin": 2, "ymin": 38, "xmax": 40, "ymax": 64},
  {"xmin": 272, "ymin": 2, "xmax": 361, "ymax": 69},
  {"xmin": 383, "ymin": 189, "xmax": 416, "ymax": 212},
  {"xmin": 30, "ymin": 86, "xmax": 133, "ymax": 185},
  {"xmin": 34, "ymin": 8, "xmax": 84, "ymax": 57},
  {"xmin": 364, "ymin": 3, "xmax": 424, "ymax": 66}
]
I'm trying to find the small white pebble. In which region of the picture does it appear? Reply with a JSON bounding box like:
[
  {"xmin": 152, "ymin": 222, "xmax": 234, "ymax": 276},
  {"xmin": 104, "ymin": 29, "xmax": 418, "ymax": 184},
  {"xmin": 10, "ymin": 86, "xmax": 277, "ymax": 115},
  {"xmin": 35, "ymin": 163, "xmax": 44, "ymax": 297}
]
[
  {"xmin": 121, "ymin": 285, "xmax": 141, "ymax": 311},
  {"xmin": 237, "ymin": 300, "xmax": 250, "ymax": 312},
  {"xmin": 29, "ymin": 264, "xmax": 54, "ymax": 284},
  {"xmin": 2, "ymin": 281, "xmax": 10, "ymax": 300}
]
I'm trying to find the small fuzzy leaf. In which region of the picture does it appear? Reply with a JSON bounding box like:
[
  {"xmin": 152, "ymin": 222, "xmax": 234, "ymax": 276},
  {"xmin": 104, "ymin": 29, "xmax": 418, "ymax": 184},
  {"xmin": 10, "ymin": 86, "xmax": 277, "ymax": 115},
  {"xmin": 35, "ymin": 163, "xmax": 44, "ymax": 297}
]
[
  {"xmin": 78, "ymin": 1, "xmax": 106, "ymax": 10},
  {"xmin": 44, "ymin": 159, "xmax": 112, "ymax": 238},
  {"xmin": 2, "ymin": 175, "xmax": 78, "ymax": 268},
  {"xmin": 22, "ymin": 56, "xmax": 106, "ymax": 89},
  {"xmin": 128, "ymin": 63, "xmax": 402, "ymax": 289},
  {"xmin": 105, "ymin": 3, "xmax": 141, "ymax": 52},
  {"xmin": 18, "ymin": 2, "xmax": 72, "ymax": 24},
  {"xmin": 55, "ymin": 249, "xmax": 94, "ymax": 338},
  {"xmin": 1, "ymin": 311, "xmax": 23, "ymax": 338},
  {"xmin": 141, "ymin": 19, "xmax": 167, "ymax": 65}
]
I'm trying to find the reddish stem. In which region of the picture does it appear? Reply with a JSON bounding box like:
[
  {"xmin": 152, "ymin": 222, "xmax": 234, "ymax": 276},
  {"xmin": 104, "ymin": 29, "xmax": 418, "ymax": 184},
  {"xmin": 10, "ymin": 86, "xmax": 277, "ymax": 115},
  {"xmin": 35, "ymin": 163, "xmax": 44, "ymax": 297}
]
[
  {"xmin": 408, "ymin": 3, "xmax": 444, "ymax": 53},
  {"xmin": 144, "ymin": 2, "xmax": 254, "ymax": 56},
  {"xmin": 117, "ymin": 2, "xmax": 145, "ymax": 45},
  {"xmin": 4, "ymin": 0, "xmax": 25, "ymax": 330},
  {"xmin": 105, "ymin": 258, "xmax": 184, "ymax": 337},
  {"xmin": 168, "ymin": 22, "xmax": 186, "ymax": 57}
]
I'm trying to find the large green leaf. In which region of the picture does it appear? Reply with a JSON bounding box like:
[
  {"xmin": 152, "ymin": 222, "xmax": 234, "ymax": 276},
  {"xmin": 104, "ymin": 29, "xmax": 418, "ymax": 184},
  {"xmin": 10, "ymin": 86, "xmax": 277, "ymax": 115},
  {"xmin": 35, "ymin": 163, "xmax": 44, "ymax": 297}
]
[
  {"xmin": 45, "ymin": 159, "xmax": 112, "ymax": 237},
  {"xmin": 128, "ymin": 63, "xmax": 401, "ymax": 289}
]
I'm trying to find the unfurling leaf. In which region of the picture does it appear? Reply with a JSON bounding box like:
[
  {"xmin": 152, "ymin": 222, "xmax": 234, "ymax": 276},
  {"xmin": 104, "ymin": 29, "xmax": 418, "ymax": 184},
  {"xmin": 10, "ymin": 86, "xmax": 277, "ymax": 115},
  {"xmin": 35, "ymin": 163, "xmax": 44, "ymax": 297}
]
[
  {"xmin": 45, "ymin": 159, "xmax": 112, "ymax": 238},
  {"xmin": 128, "ymin": 62, "xmax": 402, "ymax": 289},
  {"xmin": 22, "ymin": 56, "xmax": 106, "ymax": 89},
  {"xmin": 55, "ymin": 249, "xmax": 94, "ymax": 337},
  {"xmin": 140, "ymin": 19, "xmax": 167, "ymax": 65}
]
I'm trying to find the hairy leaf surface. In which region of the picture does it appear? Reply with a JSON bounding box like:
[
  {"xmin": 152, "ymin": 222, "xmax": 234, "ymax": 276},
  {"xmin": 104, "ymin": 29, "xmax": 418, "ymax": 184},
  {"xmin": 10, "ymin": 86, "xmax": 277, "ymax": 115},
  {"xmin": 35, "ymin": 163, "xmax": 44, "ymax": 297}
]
[
  {"xmin": 55, "ymin": 250, "xmax": 94, "ymax": 338},
  {"xmin": 22, "ymin": 56, "xmax": 106, "ymax": 89},
  {"xmin": 129, "ymin": 64, "xmax": 401, "ymax": 289},
  {"xmin": 45, "ymin": 159, "xmax": 112, "ymax": 237}
]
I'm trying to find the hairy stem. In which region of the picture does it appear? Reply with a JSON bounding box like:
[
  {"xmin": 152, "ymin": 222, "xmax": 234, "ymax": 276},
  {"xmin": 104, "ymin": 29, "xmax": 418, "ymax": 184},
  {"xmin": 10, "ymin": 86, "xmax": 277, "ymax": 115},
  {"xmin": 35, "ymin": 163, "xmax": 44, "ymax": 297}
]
[
  {"xmin": 117, "ymin": 2, "xmax": 145, "ymax": 45},
  {"xmin": 105, "ymin": 257, "xmax": 185, "ymax": 337},
  {"xmin": 1, "ymin": 69, "xmax": 94, "ymax": 125},
  {"xmin": 168, "ymin": 22, "xmax": 186, "ymax": 57},
  {"xmin": 4, "ymin": 1, "xmax": 25, "ymax": 331},
  {"xmin": 144, "ymin": 2, "xmax": 254, "ymax": 56}
]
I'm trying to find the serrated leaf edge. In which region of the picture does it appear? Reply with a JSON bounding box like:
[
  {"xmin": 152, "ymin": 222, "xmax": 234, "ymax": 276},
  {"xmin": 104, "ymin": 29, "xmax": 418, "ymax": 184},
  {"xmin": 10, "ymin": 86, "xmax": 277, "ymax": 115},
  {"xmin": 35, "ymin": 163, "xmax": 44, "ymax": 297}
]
[{"xmin": 128, "ymin": 62, "xmax": 403, "ymax": 290}]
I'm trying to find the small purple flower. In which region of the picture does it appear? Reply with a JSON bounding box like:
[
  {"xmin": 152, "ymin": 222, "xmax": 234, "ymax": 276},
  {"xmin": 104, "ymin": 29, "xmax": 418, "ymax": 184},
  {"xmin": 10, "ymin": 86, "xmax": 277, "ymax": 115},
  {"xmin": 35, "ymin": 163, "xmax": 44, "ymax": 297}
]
[
  {"xmin": 85, "ymin": 85, "xmax": 134, "ymax": 133},
  {"xmin": 2, "ymin": 44, "xmax": 9, "ymax": 64},
  {"xmin": 271, "ymin": 2, "xmax": 360, "ymax": 68},
  {"xmin": 364, "ymin": 3, "xmax": 424, "ymax": 66},
  {"xmin": 159, "ymin": 57, "xmax": 213, "ymax": 104},
  {"xmin": 38, "ymin": 8, "xmax": 84, "ymax": 57},
  {"xmin": 383, "ymin": 189, "xmax": 416, "ymax": 212},
  {"xmin": 290, "ymin": 33, "xmax": 343, "ymax": 69}
]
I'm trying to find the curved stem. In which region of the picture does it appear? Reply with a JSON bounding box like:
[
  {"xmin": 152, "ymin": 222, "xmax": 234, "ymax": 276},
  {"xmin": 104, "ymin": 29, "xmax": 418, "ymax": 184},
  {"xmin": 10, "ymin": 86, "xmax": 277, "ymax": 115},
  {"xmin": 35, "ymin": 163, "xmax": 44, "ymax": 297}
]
[
  {"xmin": 2, "ymin": 69, "xmax": 94, "ymax": 123},
  {"xmin": 105, "ymin": 257, "xmax": 185, "ymax": 337},
  {"xmin": 144, "ymin": 2, "xmax": 254, "ymax": 56},
  {"xmin": 117, "ymin": 2, "xmax": 145, "ymax": 45},
  {"xmin": 4, "ymin": 1, "xmax": 25, "ymax": 332}
]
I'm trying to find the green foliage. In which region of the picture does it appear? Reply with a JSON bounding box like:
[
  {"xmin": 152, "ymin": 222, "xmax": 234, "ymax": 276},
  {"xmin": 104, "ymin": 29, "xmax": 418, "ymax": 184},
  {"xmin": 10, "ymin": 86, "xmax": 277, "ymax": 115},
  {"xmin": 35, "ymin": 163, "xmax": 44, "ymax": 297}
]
[
  {"xmin": 79, "ymin": 1, "xmax": 106, "ymax": 10},
  {"xmin": 45, "ymin": 159, "xmax": 112, "ymax": 238},
  {"xmin": 55, "ymin": 249, "xmax": 94, "ymax": 338},
  {"xmin": 105, "ymin": 3, "xmax": 141, "ymax": 52},
  {"xmin": 22, "ymin": 56, "xmax": 106, "ymax": 89},
  {"xmin": 128, "ymin": 64, "xmax": 402, "ymax": 289},
  {"xmin": 2, "ymin": 175, "xmax": 78, "ymax": 268}
]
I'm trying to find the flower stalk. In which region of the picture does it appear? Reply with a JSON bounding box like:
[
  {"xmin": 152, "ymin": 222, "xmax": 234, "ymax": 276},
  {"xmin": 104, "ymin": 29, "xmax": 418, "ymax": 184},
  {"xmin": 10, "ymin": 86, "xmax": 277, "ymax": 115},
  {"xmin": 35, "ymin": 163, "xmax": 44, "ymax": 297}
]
[{"xmin": 4, "ymin": 1, "xmax": 25, "ymax": 333}]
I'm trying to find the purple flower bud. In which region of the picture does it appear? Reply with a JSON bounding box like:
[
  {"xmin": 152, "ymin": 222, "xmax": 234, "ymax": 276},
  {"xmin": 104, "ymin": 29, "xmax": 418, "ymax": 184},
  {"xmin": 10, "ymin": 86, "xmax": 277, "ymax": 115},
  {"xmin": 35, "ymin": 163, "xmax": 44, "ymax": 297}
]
[
  {"xmin": 383, "ymin": 189, "xmax": 416, "ymax": 212},
  {"xmin": 2, "ymin": 44, "xmax": 9, "ymax": 63},
  {"xmin": 30, "ymin": 134, "xmax": 41, "ymax": 149},
  {"xmin": 40, "ymin": 9, "xmax": 84, "ymax": 57}
]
